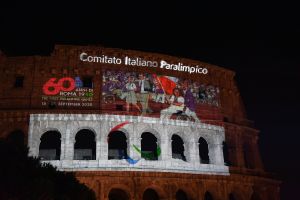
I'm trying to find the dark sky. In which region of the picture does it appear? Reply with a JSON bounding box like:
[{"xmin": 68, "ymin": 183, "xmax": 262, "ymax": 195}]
[{"xmin": 1, "ymin": 2, "xmax": 299, "ymax": 199}]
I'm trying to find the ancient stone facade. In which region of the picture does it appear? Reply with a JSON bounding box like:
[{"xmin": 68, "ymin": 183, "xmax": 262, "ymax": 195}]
[{"xmin": 0, "ymin": 45, "xmax": 280, "ymax": 200}]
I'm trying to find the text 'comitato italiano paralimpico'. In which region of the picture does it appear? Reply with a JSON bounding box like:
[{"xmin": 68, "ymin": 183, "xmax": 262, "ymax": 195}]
[{"xmin": 79, "ymin": 52, "xmax": 208, "ymax": 74}]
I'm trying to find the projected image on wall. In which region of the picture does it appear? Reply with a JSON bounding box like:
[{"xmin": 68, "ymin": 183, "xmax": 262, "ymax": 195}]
[{"xmin": 102, "ymin": 70, "xmax": 220, "ymax": 121}]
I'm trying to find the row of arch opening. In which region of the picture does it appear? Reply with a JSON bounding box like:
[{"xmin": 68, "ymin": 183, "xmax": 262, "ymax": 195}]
[
  {"xmin": 108, "ymin": 188, "xmax": 261, "ymax": 200},
  {"xmin": 38, "ymin": 129, "xmax": 229, "ymax": 164}
]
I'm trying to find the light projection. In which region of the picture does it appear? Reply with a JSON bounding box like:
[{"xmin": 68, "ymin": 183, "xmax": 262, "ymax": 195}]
[
  {"xmin": 102, "ymin": 70, "xmax": 220, "ymax": 121},
  {"xmin": 41, "ymin": 77, "xmax": 94, "ymax": 107},
  {"xmin": 108, "ymin": 122, "xmax": 161, "ymax": 164}
]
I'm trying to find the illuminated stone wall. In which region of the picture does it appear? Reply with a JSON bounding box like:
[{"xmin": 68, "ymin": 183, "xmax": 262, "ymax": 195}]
[{"xmin": 28, "ymin": 114, "xmax": 228, "ymax": 175}]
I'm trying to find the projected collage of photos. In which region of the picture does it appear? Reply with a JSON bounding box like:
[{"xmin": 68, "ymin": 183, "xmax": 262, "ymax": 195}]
[{"xmin": 102, "ymin": 70, "xmax": 220, "ymax": 121}]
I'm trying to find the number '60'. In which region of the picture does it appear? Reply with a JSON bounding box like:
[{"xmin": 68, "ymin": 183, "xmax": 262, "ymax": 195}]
[{"xmin": 43, "ymin": 77, "xmax": 75, "ymax": 95}]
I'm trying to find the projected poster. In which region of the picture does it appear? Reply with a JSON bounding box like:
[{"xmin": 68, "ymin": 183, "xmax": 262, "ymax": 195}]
[
  {"xmin": 41, "ymin": 77, "xmax": 94, "ymax": 108},
  {"xmin": 102, "ymin": 70, "xmax": 220, "ymax": 121}
]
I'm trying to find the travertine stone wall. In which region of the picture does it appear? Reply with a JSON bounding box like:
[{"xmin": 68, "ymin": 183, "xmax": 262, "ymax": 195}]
[{"xmin": 28, "ymin": 114, "xmax": 228, "ymax": 175}]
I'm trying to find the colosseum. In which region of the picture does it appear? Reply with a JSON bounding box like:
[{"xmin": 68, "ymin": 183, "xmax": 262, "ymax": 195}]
[{"xmin": 0, "ymin": 45, "xmax": 280, "ymax": 200}]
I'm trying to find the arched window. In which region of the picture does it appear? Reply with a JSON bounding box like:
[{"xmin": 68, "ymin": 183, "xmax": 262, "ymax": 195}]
[
  {"xmin": 204, "ymin": 191, "xmax": 213, "ymax": 200},
  {"xmin": 229, "ymin": 193, "xmax": 237, "ymax": 200},
  {"xmin": 108, "ymin": 188, "xmax": 129, "ymax": 200},
  {"xmin": 74, "ymin": 129, "xmax": 96, "ymax": 160},
  {"xmin": 176, "ymin": 189, "xmax": 188, "ymax": 200},
  {"xmin": 143, "ymin": 188, "xmax": 159, "ymax": 200},
  {"xmin": 141, "ymin": 132, "xmax": 158, "ymax": 160},
  {"xmin": 172, "ymin": 134, "xmax": 186, "ymax": 161},
  {"xmin": 108, "ymin": 131, "xmax": 128, "ymax": 160},
  {"xmin": 199, "ymin": 137, "xmax": 210, "ymax": 164},
  {"xmin": 223, "ymin": 141, "xmax": 230, "ymax": 166},
  {"xmin": 39, "ymin": 131, "xmax": 61, "ymax": 160}
]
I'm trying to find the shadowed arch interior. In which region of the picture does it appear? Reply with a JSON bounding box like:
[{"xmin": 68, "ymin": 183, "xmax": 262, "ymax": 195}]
[
  {"xmin": 176, "ymin": 189, "xmax": 188, "ymax": 200},
  {"xmin": 229, "ymin": 193, "xmax": 237, "ymax": 200},
  {"xmin": 141, "ymin": 132, "xmax": 158, "ymax": 160},
  {"xmin": 108, "ymin": 131, "xmax": 128, "ymax": 160},
  {"xmin": 172, "ymin": 134, "xmax": 186, "ymax": 161},
  {"xmin": 74, "ymin": 129, "xmax": 96, "ymax": 160},
  {"xmin": 108, "ymin": 188, "xmax": 129, "ymax": 200},
  {"xmin": 199, "ymin": 137, "xmax": 210, "ymax": 164},
  {"xmin": 204, "ymin": 191, "xmax": 214, "ymax": 200},
  {"xmin": 223, "ymin": 141, "xmax": 230, "ymax": 166},
  {"xmin": 39, "ymin": 131, "xmax": 61, "ymax": 160},
  {"xmin": 143, "ymin": 188, "xmax": 159, "ymax": 200}
]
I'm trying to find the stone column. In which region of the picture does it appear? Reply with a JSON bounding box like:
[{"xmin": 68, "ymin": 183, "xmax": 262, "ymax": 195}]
[
  {"xmin": 28, "ymin": 122, "xmax": 39, "ymax": 157},
  {"xmin": 100, "ymin": 122, "xmax": 109, "ymax": 160},
  {"xmin": 96, "ymin": 135, "xmax": 101, "ymax": 160},
  {"xmin": 129, "ymin": 124, "xmax": 141, "ymax": 160},
  {"xmin": 160, "ymin": 126, "xmax": 170, "ymax": 161},
  {"xmin": 190, "ymin": 136, "xmax": 200, "ymax": 165},
  {"xmin": 64, "ymin": 123, "xmax": 74, "ymax": 160},
  {"xmin": 211, "ymin": 142, "xmax": 225, "ymax": 165},
  {"xmin": 60, "ymin": 135, "xmax": 65, "ymax": 160}
]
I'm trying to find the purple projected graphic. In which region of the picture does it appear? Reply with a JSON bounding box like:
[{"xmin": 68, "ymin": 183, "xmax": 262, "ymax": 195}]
[{"xmin": 102, "ymin": 70, "xmax": 220, "ymax": 121}]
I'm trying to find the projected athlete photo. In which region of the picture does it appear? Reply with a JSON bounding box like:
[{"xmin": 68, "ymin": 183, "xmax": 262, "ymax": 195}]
[{"xmin": 102, "ymin": 70, "xmax": 220, "ymax": 121}]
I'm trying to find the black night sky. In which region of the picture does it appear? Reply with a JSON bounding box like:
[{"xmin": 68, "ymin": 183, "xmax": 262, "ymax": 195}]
[{"xmin": 1, "ymin": 2, "xmax": 299, "ymax": 199}]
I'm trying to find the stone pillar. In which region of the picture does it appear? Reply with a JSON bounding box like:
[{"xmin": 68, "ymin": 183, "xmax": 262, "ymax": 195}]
[
  {"xmin": 28, "ymin": 123, "xmax": 39, "ymax": 157},
  {"xmin": 190, "ymin": 136, "xmax": 200, "ymax": 165},
  {"xmin": 212, "ymin": 142, "xmax": 225, "ymax": 165},
  {"xmin": 64, "ymin": 123, "xmax": 74, "ymax": 160},
  {"xmin": 128, "ymin": 124, "xmax": 141, "ymax": 160},
  {"xmin": 96, "ymin": 137, "xmax": 101, "ymax": 160},
  {"xmin": 60, "ymin": 135, "xmax": 65, "ymax": 160},
  {"xmin": 160, "ymin": 126, "xmax": 170, "ymax": 161},
  {"xmin": 100, "ymin": 122, "xmax": 109, "ymax": 160}
]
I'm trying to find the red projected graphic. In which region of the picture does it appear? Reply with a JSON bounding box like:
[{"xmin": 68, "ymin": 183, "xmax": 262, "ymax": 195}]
[
  {"xmin": 153, "ymin": 75, "xmax": 178, "ymax": 95},
  {"xmin": 43, "ymin": 77, "xmax": 75, "ymax": 95}
]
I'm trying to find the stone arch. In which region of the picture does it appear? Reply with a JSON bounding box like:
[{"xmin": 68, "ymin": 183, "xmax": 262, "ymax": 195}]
[
  {"xmin": 141, "ymin": 132, "xmax": 159, "ymax": 160},
  {"xmin": 74, "ymin": 129, "xmax": 96, "ymax": 160},
  {"xmin": 228, "ymin": 187, "xmax": 247, "ymax": 200},
  {"xmin": 142, "ymin": 185, "xmax": 167, "ymax": 200},
  {"xmin": 197, "ymin": 132, "xmax": 214, "ymax": 146},
  {"xmin": 176, "ymin": 189, "xmax": 188, "ymax": 200},
  {"xmin": 198, "ymin": 137, "xmax": 210, "ymax": 164},
  {"xmin": 39, "ymin": 130, "xmax": 62, "ymax": 160},
  {"xmin": 204, "ymin": 191, "xmax": 214, "ymax": 200},
  {"xmin": 138, "ymin": 127, "xmax": 161, "ymax": 143},
  {"xmin": 40, "ymin": 127, "xmax": 63, "ymax": 139},
  {"xmin": 170, "ymin": 130, "xmax": 190, "ymax": 145},
  {"xmin": 171, "ymin": 134, "xmax": 186, "ymax": 161},
  {"xmin": 105, "ymin": 183, "xmax": 134, "ymax": 199},
  {"xmin": 141, "ymin": 184, "xmax": 168, "ymax": 199},
  {"xmin": 72, "ymin": 127, "xmax": 97, "ymax": 143},
  {"xmin": 107, "ymin": 187, "xmax": 131, "ymax": 200},
  {"xmin": 108, "ymin": 130, "xmax": 128, "ymax": 160}
]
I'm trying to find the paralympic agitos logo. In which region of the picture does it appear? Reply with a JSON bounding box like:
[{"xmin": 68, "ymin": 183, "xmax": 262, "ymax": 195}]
[{"xmin": 108, "ymin": 122, "xmax": 161, "ymax": 164}]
